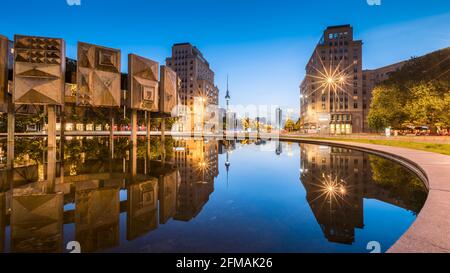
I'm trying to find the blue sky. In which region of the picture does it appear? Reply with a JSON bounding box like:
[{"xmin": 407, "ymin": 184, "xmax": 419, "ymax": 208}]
[{"xmin": 1, "ymin": 0, "xmax": 449, "ymax": 114}]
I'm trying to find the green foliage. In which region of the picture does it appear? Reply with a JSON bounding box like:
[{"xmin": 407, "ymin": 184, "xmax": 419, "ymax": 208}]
[
  {"xmin": 404, "ymin": 83, "xmax": 448, "ymax": 131},
  {"xmin": 369, "ymin": 155, "xmax": 427, "ymax": 214},
  {"xmin": 14, "ymin": 137, "xmax": 46, "ymax": 165},
  {"xmin": 164, "ymin": 117, "xmax": 178, "ymax": 131},
  {"xmin": 368, "ymin": 85, "xmax": 409, "ymax": 131},
  {"xmin": 284, "ymin": 118, "xmax": 295, "ymax": 132},
  {"xmin": 368, "ymin": 47, "xmax": 450, "ymax": 131}
]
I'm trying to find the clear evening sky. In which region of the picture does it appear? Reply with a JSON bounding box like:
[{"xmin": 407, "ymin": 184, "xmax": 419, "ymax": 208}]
[{"xmin": 1, "ymin": 0, "xmax": 449, "ymax": 115}]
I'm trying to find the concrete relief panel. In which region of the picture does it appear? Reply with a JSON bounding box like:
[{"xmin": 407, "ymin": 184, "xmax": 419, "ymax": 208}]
[
  {"xmin": 127, "ymin": 179, "xmax": 158, "ymax": 240},
  {"xmin": 77, "ymin": 42, "xmax": 121, "ymax": 107},
  {"xmin": 159, "ymin": 65, "xmax": 178, "ymax": 115},
  {"xmin": 158, "ymin": 170, "xmax": 179, "ymax": 224},
  {"xmin": 10, "ymin": 193, "xmax": 64, "ymax": 253},
  {"xmin": 13, "ymin": 35, "xmax": 65, "ymax": 105},
  {"xmin": 0, "ymin": 36, "xmax": 8, "ymax": 107},
  {"xmin": 128, "ymin": 54, "xmax": 159, "ymax": 111},
  {"xmin": 75, "ymin": 187, "xmax": 119, "ymax": 252}
]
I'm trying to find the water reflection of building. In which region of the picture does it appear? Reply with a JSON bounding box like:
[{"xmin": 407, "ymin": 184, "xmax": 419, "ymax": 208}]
[
  {"xmin": 172, "ymin": 139, "xmax": 219, "ymax": 221},
  {"xmin": 299, "ymin": 143, "xmax": 419, "ymax": 245},
  {"xmin": 300, "ymin": 144, "xmax": 364, "ymax": 244},
  {"xmin": 0, "ymin": 136, "xmax": 190, "ymax": 252}
]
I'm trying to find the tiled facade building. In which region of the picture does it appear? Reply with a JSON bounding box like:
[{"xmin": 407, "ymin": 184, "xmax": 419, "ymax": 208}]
[
  {"xmin": 300, "ymin": 25, "xmax": 363, "ymax": 134},
  {"xmin": 300, "ymin": 25, "xmax": 414, "ymax": 134},
  {"xmin": 172, "ymin": 139, "xmax": 219, "ymax": 221},
  {"xmin": 166, "ymin": 43, "xmax": 219, "ymax": 110}
]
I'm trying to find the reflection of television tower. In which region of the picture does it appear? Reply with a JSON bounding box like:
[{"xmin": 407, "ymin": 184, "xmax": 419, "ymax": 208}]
[
  {"xmin": 225, "ymin": 148, "xmax": 231, "ymax": 187},
  {"xmin": 224, "ymin": 75, "xmax": 232, "ymax": 187}
]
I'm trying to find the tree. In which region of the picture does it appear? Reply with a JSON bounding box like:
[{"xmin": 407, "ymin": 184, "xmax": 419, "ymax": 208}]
[
  {"xmin": 368, "ymin": 47, "xmax": 450, "ymax": 132},
  {"xmin": 368, "ymin": 85, "xmax": 408, "ymax": 131},
  {"xmin": 284, "ymin": 118, "xmax": 295, "ymax": 132},
  {"xmin": 241, "ymin": 118, "xmax": 250, "ymax": 131},
  {"xmin": 404, "ymin": 83, "xmax": 446, "ymax": 132},
  {"xmin": 369, "ymin": 155, "xmax": 427, "ymax": 214}
]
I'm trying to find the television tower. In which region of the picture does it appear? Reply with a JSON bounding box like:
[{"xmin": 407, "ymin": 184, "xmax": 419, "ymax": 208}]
[{"xmin": 225, "ymin": 75, "xmax": 231, "ymax": 112}]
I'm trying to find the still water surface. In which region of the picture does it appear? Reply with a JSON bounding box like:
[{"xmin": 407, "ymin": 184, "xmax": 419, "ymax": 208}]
[{"xmin": 0, "ymin": 136, "xmax": 427, "ymax": 253}]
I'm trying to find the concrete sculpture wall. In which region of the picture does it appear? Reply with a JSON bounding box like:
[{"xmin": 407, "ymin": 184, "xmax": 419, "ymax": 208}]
[
  {"xmin": 13, "ymin": 35, "xmax": 65, "ymax": 105},
  {"xmin": 127, "ymin": 54, "xmax": 159, "ymax": 111},
  {"xmin": 159, "ymin": 65, "xmax": 178, "ymax": 115},
  {"xmin": 77, "ymin": 42, "xmax": 121, "ymax": 107}
]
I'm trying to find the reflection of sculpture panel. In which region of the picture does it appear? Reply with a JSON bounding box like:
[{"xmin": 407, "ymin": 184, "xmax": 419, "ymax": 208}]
[
  {"xmin": 159, "ymin": 65, "xmax": 178, "ymax": 115},
  {"xmin": 77, "ymin": 42, "xmax": 121, "ymax": 107},
  {"xmin": 0, "ymin": 35, "xmax": 8, "ymax": 107},
  {"xmin": 10, "ymin": 193, "xmax": 63, "ymax": 253},
  {"xmin": 159, "ymin": 170, "xmax": 179, "ymax": 224},
  {"xmin": 13, "ymin": 35, "xmax": 65, "ymax": 105},
  {"xmin": 128, "ymin": 54, "xmax": 159, "ymax": 111},
  {"xmin": 0, "ymin": 193, "xmax": 4, "ymax": 252},
  {"xmin": 127, "ymin": 179, "xmax": 158, "ymax": 240},
  {"xmin": 13, "ymin": 165, "xmax": 39, "ymax": 183},
  {"xmin": 75, "ymin": 187, "xmax": 119, "ymax": 252}
]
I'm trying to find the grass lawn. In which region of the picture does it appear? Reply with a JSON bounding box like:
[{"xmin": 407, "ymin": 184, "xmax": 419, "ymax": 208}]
[{"xmin": 301, "ymin": 137, "xmax": 450, "ymax": 156}]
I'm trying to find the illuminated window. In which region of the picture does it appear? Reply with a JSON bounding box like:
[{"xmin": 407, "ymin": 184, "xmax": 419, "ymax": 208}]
[{"xmin": 65, "ymin": 123, "xmax": 74, "ymax": 131}]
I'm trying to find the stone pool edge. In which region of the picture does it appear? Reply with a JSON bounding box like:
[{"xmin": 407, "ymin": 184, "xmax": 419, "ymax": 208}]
[{"xmin": 279, "ymin": 136, "xmax": 450, "ymax": 253}]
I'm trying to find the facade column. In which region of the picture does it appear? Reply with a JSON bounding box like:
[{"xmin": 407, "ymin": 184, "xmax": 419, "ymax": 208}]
[
  {"xmin": 131, "ymin": 109, "xmax": 137, "ymax": 146},
  {"xmin": 6, "ymin": 104, "xmax": 14, "ymax": 170},
  {"xmin": 46, "ymin": 146, "xmax": 57, "ymax": 193},
  {"xmin": 145, "ymin": 112, "xmax": 151, "ymax": 173},
  {"xmin": 161, "ymin": 118, "xmax": 166, "ymax": 163},
  {"xmin": 146, "ymin": 111, "xmax": 151, "ymax": 142},
  {"xmin": 130, "ymin": 141, "xmax": 137, "ymax": 179},
  {"xmin": 46, "ymin": 105, "xmax": 57, "ymax": 193},
  {"xmin": 47, "ymin": 105, "xmax": 57, "ymax": 149},
  {"xmin": 60, "ymin": 105, "xmax": 65, "ymax": 163},
  {"xmin": 109, "ymin": 108, "xmax": 115, "ymax": 158}
]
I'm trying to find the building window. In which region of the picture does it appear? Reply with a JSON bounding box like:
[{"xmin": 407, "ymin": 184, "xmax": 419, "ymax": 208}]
[{"xmin": 354, "ymin": 102, "xmax": 358, "ymax": 109}]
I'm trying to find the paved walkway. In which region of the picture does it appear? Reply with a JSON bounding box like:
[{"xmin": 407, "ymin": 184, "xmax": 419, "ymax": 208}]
[
  {"xmin": 280, "ymin": 136, "xmax": 450, "ymax": 253},
  {"xmin": 286, "ymin": 133, "xmax": 450, "ymax": 144}
]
